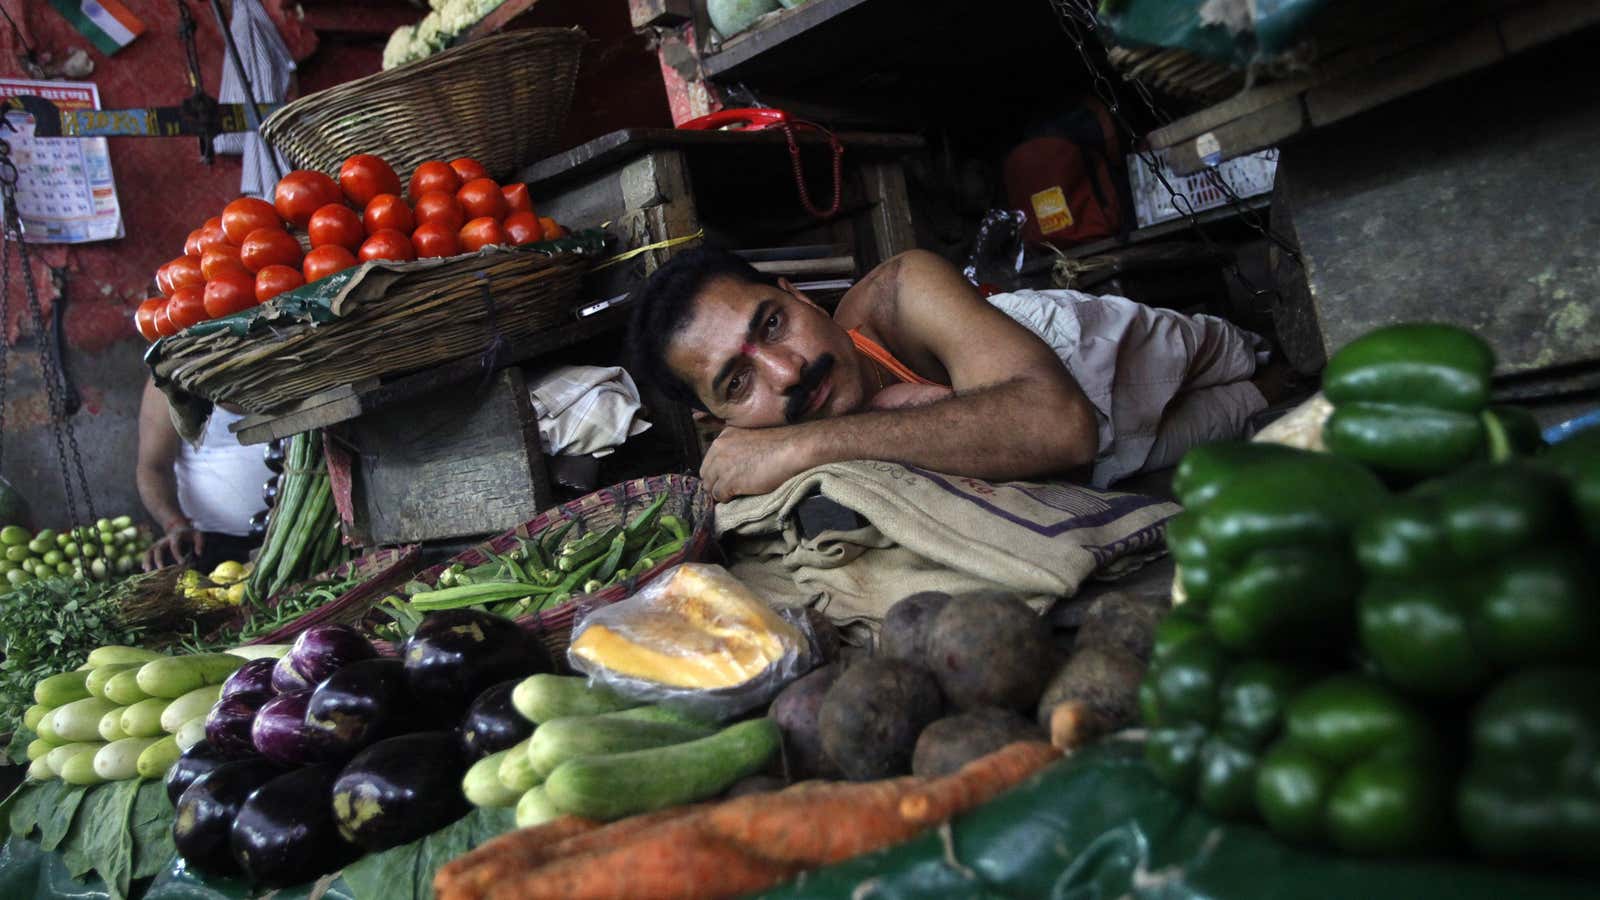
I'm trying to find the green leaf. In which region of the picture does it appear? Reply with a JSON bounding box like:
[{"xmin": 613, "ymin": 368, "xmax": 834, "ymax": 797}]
[
  {"xmin": 38, "ymin": 783, "xmax": 87, "ymax": 851},
  {"xmin": 340, "ymin": 808, "xmax": 515, "ymax": 900},
  {"xmin": 130, "ymin": 780, "xmax": 176, "ymax": 880}
]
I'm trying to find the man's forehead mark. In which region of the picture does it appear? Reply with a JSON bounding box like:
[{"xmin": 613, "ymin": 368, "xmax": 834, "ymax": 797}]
[{"xmin": 710, "ymin": 298, "xmax": 778, "ymax": 398}]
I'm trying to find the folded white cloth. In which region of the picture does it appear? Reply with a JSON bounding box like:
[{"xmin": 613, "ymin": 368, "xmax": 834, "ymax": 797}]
[
  {"xmin": 528, "ymin": 365, "xmax": 652, "ymax": 457},
  {"xmin": 213, "ymin": 0, "xmax": 294, "ymax": 199}
]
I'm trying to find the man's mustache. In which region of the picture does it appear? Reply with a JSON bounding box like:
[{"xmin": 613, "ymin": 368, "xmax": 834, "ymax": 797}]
[{"xmin": 783, "ymin": 353, "xmax": 836, "ymax": 424}]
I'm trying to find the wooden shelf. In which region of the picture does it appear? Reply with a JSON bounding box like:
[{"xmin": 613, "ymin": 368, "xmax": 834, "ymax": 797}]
[
  {"xmin": 702, "ymin": 0, "xmax": 873, "ymax": 78},
  {"xmin": 1054, "ymin": 197, "xmax": 1271, "ymax": 261},
  {"xmin": 1147, "ymin": 0, "xmax": 1600, "ymax": 174}
]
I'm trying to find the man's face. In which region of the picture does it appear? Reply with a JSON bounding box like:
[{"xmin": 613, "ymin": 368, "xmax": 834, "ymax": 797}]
[{"xmin": 664, "ymin": 276, "xmax": 870, "ymax": 428}]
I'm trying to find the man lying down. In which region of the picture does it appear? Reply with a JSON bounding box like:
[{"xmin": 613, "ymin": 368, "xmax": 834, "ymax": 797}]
[{"xmin": 625, "ymin": 247, "xmax": 1281, "ymax": 502}]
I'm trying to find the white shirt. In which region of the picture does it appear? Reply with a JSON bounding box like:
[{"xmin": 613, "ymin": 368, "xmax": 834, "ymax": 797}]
[{"xmin": 174, "ymin": 409, "xmax": 273, "ymax": 536}]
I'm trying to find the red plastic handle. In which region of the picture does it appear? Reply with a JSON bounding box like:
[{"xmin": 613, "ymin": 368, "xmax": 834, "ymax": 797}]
[{"xmin": 677, "ymin": 107, "xmax": 791, "ymax": 131}]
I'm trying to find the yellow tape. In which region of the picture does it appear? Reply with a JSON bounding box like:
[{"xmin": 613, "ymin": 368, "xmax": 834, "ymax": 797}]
[{"xmin": 591, "ymin": 229, "xmax": 706, "ymax": 272}]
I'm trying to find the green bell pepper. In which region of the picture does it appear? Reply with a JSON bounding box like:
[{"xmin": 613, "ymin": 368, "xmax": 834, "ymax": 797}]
[
  {"xmin": 1255, "ymin": 674, "xmax": 1450, "ymax": 855},
  {"xmin": 1323, "ymin": 323, "xmax": 1498, "ymax": 479},
  {"xmin": 1456, "ymin": 666, "xmax": 1600, "ymax": 868},
  {"xmin": 1539, "ymin": 428, "xmax": 1600, "ymax": 546},
  {"xmin": 1171, "ymin": 441, "xmax": 1305, "ymax": 511},
  {"xmin": 1165, "ymin": 445, "xmax": 1382, "ymax": 655},
  {"xmin": 1354, "ymin": 462, "xmax": 1598, "ymax": 696},
  {"xmin": 1140, "ymin": 620, "xmax": 1314, "ymax": 821}
]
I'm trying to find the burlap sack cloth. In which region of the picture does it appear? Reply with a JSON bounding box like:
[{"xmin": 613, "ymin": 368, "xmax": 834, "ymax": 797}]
[{"xmin": 715, "ymin": 461, "xmax": 1180, "ymax": 633}]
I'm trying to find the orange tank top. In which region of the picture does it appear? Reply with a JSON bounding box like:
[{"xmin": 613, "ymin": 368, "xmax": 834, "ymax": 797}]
[{"xmin": 848, "ymin": 329, "xmax": 943, "ymax": 387}]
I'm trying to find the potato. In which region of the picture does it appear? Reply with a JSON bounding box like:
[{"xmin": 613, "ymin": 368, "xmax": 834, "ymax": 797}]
[
  {"xmin": 1075, "ymin": 593, "xmax": 1166, "ymax": 662},
  {"xmin": 912, "ymin": 708, "xmax": 1046, "ymax": 778},
  {"xmin": 1035, "ymin": 644, "xmax": 1147, "ymax": 742},
  {"xmin": 924, "ymin": 593, "xmax": 1054, "ymax": 711},
  {"xmin": 769, "ymin": 662, "xmax": 844, "ymax": 779},
  {"xmin": 819, "ymin": 658, "xmax": 943, "ymax": 780},
  {"xmin": 879, "ymin": 591, "xmax": 953, "ymax": 663}
]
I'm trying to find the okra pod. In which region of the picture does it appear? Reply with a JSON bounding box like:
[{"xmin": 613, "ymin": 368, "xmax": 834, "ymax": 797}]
[
  {"xmin": 558, "ymin": 526, "xmax": 621, "ymax": 571},
  {"xmin": 622, "ymin": 494, "xmax": 669, "ymax": 540},
  {"xmin": 540, "ymin": 520, "xmax": 576, "ymax": 560},
  {"xmin": 658, "ymin": 515, "xmax": 689, "ymax": 542},
  {"xmin": 595, "ymin": 532, "xmax": 629, "ymax": 582},
  {"xmin": 410, "ymin": 582, "xmax": 542, "ymax": 612}
]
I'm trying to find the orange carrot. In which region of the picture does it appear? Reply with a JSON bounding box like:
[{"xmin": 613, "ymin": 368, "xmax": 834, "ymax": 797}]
[
  {"xmin": 897, "ymin": 741, "xmax": 1060, "ymax": 825},
  {"xmin": 486, "ymin": 828, "xmax": 786, "ymax": 900}
]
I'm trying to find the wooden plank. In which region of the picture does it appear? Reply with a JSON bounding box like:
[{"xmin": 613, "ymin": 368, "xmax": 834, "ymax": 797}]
[
  {"xmin": 463, "ymin": 0, "xmax": 543, "ymax": 42},
  {"xmin": 629, "ymin": 0, "xmax": 692, "ymax": 28},
  {"xmin": 1163, "ymin": 99, "xmax": 1305, "ymax": 175},
  {"xmin": 350, "ymin": 368, "xmax": 551, "ymax": 545},
  {"xmin": 1498, "ymin": 0, "xmax": 1600, "ymax": 52},
  {"xmin": 1304, "ymin": 22, "xmax": 1503, "ymax": 128},
  {"xmin": 1148, "ymin": 75, "xmax": 1317, "ymax": 150},
  {"xmin": 1055, "ymin": 197, "xmax": 1272, "ymax": 261},
  {"xmin": 515, "ymin": 127, "xmax": 923, "ymax": 193},
  {"xmin": 751, "ymin": 255, "xmax": 855, "ymax": 277},
  {"xmin": 856, "ymin": 159, "xmax": 916, "ymax": 270},
  {"xmin": 701, "ymin": 0, "xmax": 873, "ymax": 77}
]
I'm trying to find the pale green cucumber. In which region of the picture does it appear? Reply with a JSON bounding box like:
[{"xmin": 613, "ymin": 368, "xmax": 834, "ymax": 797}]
[
  {"xmin": 499, "ymin": 736, "xmax": 542, "ymax": 792},
  {"xmin": 94, "ymin": 737, "xmax": 161, "ymax": 780},
  {"xmin": 527, "ymin": 712, "xmax": 713, "ymax": 778},
  {"xmin": 511, "ymin": 674, "xmax": 639, "ymax": 724},
  {"xmin": 50, "ymin": 697, "xmax": 120, "ymax": 743},
  {"xmin": 98, "ymin": 708, "xmax": 132, "ymax": 742},
  {"xmin": 35, "ymin": 710, "xmax": 63, "ymax": 744},
  {"xmin": 121, "ymin": 697, "xmax": 170, "ymax": 737},
  {"xmin": 161, "ymin": 684, "xmax": 222, "ymax": 733},
  {"xmin": 174, "ymin": 716, "xmax": 207, "ymax": 751},
  {"xmin": 45, "ymin": 742, "xmax": 104, "ymax": 779},
  {"xmin": 515, "ymin": 786, "xmax": 563, "ymax": 828},
  {"xmin": 136, "ymin": 735, "xmax": 182, "ymax": 779},
  {"xmin": 25, "ymin": 738, "xmax": 56, "ymax": 761},
  {"xmin": 23, "ymin": 704, "xmax": 51, "ymax": 731},
  {"xmin": 59, "ymin": 747, "xmax": 110, "ymax": 785},
  {"xmin": 464, "ymin": 749, "xmax": 524, "ymax": 808},
  {"xmin": 85, "ymin": 663, "xmax": 140, "ymax": 700},
  {"xmin": 35, "ymin": 670, "xmax": 91, "ymax": 707},
  {"xmin": 26, "ymin": 758, "xmax": 53, "ymax": 781},
  {"xmin": 103, "ymin": 669, "xmax": 152, "ymax": 706},
  {"xmin": 224, "ymin": 644, "xmax": 292, "ymax": 660},
  {"xmin": 136, "ymin": 654, "xmax": 245, "ymax": 699},
  {"xmin": 544, "ymin": 719, "xmax": 780, "ymax": 821}
]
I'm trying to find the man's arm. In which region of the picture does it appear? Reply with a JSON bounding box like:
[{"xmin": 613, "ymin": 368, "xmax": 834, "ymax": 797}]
[
  {"xmin": 137, "ymin": 379, "xmax": 203, "ymax": 569},
  {"xmin": 700, "ymin": 251, "xmax": 1098, "ymax": 500}
]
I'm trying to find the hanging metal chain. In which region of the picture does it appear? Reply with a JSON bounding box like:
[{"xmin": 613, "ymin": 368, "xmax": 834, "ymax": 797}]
[
  {"xmin": 1046, "ymin": 0, "xmax": 1303, "ymax": 299},
  {"xmin": 0, "ymin": 108, "xmax": 97, "ymax": 523}
]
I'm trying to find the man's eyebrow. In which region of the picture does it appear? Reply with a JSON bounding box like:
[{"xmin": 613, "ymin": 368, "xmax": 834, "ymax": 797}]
[{"xmin": 710, "ymin": 299, "xmax": 776, "ymax": 398}]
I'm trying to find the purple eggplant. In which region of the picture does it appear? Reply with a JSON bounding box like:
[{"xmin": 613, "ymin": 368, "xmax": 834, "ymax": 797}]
[
  {"xmin": 205, "ymin": 695, "xmax": 266, "ymax": 759},
  {"xmin": 251, "ymin": 690, "xmax": 340, "ymax": 766},
  {"xmin": 173, "ymin": 757, "xmax": 286, "ymax": 876},
  {"xmin": 165, "ymin": 741, "xmax": 238, "ymax": 807},
  {"xmin": 220, "ymin": 658, "xmax": 277, "ymax": 703},
  {"xmin": 271, "ymin": 624, "xmax": 376, "ymax": 694},
  {"xmin": 305, "ymin": 658, "xmax": 411, "ymax": 753},
  {"xmin": 230, "ymin": 764, "xmax": 360, "ymax": 887},
  {"xmin": 460, "ymin": 679, "xmax": 534, "ymax": 760},
  {"xmin": 330, "ymin": 731, "xmax": 471, "ymax": 851},
  {"xmin": 402, "ymin": 609, "xmax": 552, "ymax": 717}
]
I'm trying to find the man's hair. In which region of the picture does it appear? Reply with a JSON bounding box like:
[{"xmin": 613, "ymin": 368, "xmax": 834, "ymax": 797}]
[{"xmin": 625, "ymin": 247, "xmax": 779, "ymax": 411}]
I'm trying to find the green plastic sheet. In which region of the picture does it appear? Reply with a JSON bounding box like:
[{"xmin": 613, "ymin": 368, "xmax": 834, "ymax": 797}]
[
  {"xmin": 1098, "ymin": 0, "xmax": 1330, "ymax": 68},
  {"xmin": 757, "ymin": 743, "xmax": 1599, "ymax": 899}
]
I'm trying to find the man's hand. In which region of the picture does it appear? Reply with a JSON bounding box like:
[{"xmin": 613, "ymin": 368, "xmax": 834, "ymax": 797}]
[
  {"xmin": 144, "ymin": 520, "xmax": 203, "ymax": 571},
  {"xmin": 700, "ymin": 425, "xmax": 809, "ymax": 502}
]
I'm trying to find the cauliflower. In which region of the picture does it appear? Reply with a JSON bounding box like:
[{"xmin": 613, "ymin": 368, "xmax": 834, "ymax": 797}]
[{"xmin": 382, "ymin": 24, "xmax": 418, "ymax": 70}]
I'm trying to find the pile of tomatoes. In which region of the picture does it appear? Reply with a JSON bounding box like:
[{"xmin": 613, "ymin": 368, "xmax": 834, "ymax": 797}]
[{"xmin": 136, "ymin": 154, "xmax": 569, "ymax": 342}]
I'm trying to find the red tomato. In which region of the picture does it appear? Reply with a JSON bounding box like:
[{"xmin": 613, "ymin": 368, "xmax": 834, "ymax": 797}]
[
  {"xmin": 411, "ymin": 221, "xmax": 461, "ymax": 258},
  {"xmin": 459, "ymin": 217, "xmax": 506, "ymax": 252},
  {"xmin": 273, "ymin": 170, "xmax": 343, "ymax": 228},
  {"xmin": 413, "ymin": 190, "xmax": 466, "ymax": 233},
  {"xmin": 363, "ymin": 194, "xmax": 414, "ymax": 236},
  {"xmin": 540, "ymin": 217, "xmax": 568, "ymax": 240},
  {"xmin": 154, "ymin": 303, "xmax": 178, "ymax": 338},
  {"xmin": 255, "ymin": 264, "xmax": 305, "ymax": 303},
  {"xmin": 134, "ymin": 298, "xmax": 166, "ymax": 342},
  {"xmin": 408, "ymin": 161, "xmax": 460, "ymax": 199},
  {"xmin": 167, "ymin": 255, "xmax": 206, "ymax": 292},
  {"xmin": 239, "ymin": 227, "xmax": 303, "ymax": 273},
  {"xmin": 184, "ymin": 227, "xmax": 206, "ymax": 258},
  {"xmin": 359, "ymin": 229, "xmax": 416, "ymax": 263},
  {"xmin": 501, "ymin": 183, "xmax": 534, "ymax": 216},
  {"xmin": 307, "ymin": 203, "xmax": 365, "ymax": 251},
  {"xmin": 154, "ymin": 261, "xmax": 175, "ymax": 297},
  {"xmin": 200, "ymin": 243, "xmax": 248, "ymax": 280},
  {"xmin": 220, "ymin": 197, "xmax": 283, "ymax": 244},
  {"xmin": 449, "ymin": 157, "xmax": 490, "ymax": 184},
  {"xmin": 167, "ymin": 285, "xmax": 209, "ymax": 330},
  {"xmin": 203, "ymin": 270, "xmax": 259, "ymax": 318},
  {"xmin": 302, "ymin": 245, "xmax": 358, "ymax": 283},
  {"xmin": 502, "ymin": 211, "xmax": 543, "ymax": 246},
  {"xmin": 195, "ymin": 220, "xmax": 229, "ymax": 254},
  {"xmin": 456, "ymin": 178, "xmax": 507, "ymax": 222},
  {"xmin": 338, "ymin": 154, "xmax": 402, "ymax": 208}
]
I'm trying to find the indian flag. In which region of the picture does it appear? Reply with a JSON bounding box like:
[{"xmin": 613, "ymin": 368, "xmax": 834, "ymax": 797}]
[{"xmin": 48, "ymin": 0, "xmax": 146, "ymax": 56}]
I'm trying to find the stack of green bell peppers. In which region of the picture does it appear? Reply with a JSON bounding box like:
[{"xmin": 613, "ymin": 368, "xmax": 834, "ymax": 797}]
[{"xmin": 1146, "ymin": 342, "xmax": 1600, "ymax": 867}]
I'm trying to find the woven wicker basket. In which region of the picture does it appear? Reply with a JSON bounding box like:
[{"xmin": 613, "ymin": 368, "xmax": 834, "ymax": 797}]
[
  {"xmin": 260, "ymin": 28, "xmax": 586, "ymax": 182},
  {"xmin": 370, "ymin": 475, "xmax": 716, "ymax": 660},
  {"xmin": 149, "ymin": 245, "xmax": 592, "ymax": 415},
  {"xmin": 244, "ymin": 545, "xmax": 424, "ymax": 645}
]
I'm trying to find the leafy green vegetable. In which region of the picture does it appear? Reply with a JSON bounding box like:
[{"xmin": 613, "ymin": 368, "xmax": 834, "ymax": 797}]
[
  {"xmin": 341, "ymin": 806, "xmax": 516, "ymax": 900},
  {"xmin": 2, "ymin": 778, "xmax": 173, "ymax": 899},
  {"xmin": 0, "ymin": 578, "xmax": 144, "ymax": 738}
]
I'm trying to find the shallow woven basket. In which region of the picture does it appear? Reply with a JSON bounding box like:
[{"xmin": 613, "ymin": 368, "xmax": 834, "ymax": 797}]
[
  {"xmin": 150, "ymin": 247, "xmax": 590, "ymax": 414},
  {"xmin": 370, "ymin": 475, "xmax": 717, "ymax": 660},
  {"xmin": 260, "ymin": 28, "xmax": 586, "ymax": 181},
  {"xmin": 243, "ymin": 545, "xmax": 424, "ymax": 645}
]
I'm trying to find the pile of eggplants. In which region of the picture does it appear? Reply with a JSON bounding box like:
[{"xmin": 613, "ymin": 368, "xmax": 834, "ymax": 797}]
[{"xmin": 172, "ymin": 612, "xmax": 554, "ymax": 886}]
